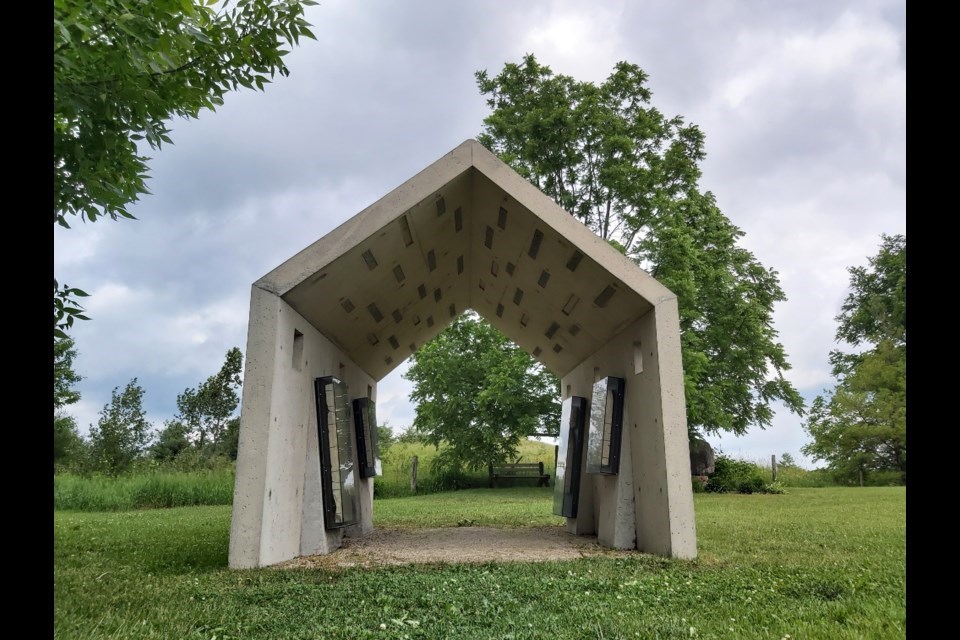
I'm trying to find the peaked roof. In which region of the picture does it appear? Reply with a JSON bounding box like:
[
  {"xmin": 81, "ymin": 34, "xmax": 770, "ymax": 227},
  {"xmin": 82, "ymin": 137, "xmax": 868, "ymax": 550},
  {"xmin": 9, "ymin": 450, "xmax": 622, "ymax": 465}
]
[{"xmin": 255, "ymin": 139, "xmax": 676, "ymax": 381}]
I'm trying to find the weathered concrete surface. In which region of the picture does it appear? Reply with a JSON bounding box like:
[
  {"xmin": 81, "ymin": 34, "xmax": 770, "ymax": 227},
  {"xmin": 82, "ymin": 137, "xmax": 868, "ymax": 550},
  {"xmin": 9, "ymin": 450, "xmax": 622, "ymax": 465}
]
[{"xmin": 229, "ymin": 139, "xmax": 696, "ymax": 568}]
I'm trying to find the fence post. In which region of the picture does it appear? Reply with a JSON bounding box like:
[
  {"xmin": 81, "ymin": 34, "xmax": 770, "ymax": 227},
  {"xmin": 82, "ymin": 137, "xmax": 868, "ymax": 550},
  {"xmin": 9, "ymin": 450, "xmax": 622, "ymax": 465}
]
[
  {"xmin": 410, "ymin": 455, "xmax": 418, "ymax": 493},
  {"xmin": 771, "ymin": 454, "xmax": 777, "ymax": 482}
]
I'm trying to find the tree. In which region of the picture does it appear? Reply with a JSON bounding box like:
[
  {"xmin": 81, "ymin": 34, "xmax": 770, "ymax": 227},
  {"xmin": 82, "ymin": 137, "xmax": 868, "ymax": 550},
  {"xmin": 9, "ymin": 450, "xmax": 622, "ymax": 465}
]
[
  {"xmin": 172, "ymin": 347, "xmax": 243, "ymax": 454},
  {"xmin": 779, "ymin": 452, "xmax": 796, "ymax": 468},
  {"xmin": 54, "ymin": 337, "xmax": 82, "ymax": 410},
  {"xmin": 53, "ymin": 0, "xmax": 317, "ymax": 331},
  {"xmin": 54, "ymin": 337, "xmax": 84, "ymax": 467},
  {"xmin": 150, "ymin": 420, "xmax": 191, "ymax": 462},
  {"xmin": 88, "ymin": 378, "xmax": 152, "ymax": 475},
  {"xmin": 475, "ymin": 55, "xmax": 804, "ymax": 437},
  {"xmin": 404, "ymin": 313, "xmax": 560, "ymax": 472},
  {"xmin": 803, "ymin": 234, "xmax": 906, "ymax": 485}
]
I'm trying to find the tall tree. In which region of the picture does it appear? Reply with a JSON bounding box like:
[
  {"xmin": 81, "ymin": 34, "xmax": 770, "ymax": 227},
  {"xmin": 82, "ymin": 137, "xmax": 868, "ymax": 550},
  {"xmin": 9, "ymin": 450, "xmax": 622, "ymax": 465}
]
[
  {"xmin": 53, "ymin": 0, "xmax": 317, "ymax": 332},
  {"xmin": 404, "ymin": 314, "xmax": 560, "ymax": 472},
  {"xmin": 475, "ymin": 55, "xmax": 803, "ymax": 436},
  {"xmin": 88, "ymin": 378, "xmax": 152, "ymax": 475},
  {"xmin": 803, "ymin": 234, "xmax": 906, "ymax": 485},
  {"xmin": 172, "ymin": 347, "xmax": 244, "ymax": 452},
  {"xmin": 54, "ymin": 337, "xmax": 84, "ymax": 467}
]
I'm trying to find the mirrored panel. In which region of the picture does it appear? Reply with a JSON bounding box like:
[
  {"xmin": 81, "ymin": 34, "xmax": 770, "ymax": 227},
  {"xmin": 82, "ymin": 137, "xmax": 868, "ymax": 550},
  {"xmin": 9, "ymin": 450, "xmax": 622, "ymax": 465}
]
[
  {"xmin": 352, "ymin": 397, "xmax": 382, "ymax": 478},
  {"xmin": 586, "ymin": 376, "xmax": 625, "ymax": 475},
  {"xmin": 315, "ymin": 376, "xmax": 358, "ymax": 529},
  {"xmin": 553, "ymin": 396, "xmax": 586, "ymax": 518}
]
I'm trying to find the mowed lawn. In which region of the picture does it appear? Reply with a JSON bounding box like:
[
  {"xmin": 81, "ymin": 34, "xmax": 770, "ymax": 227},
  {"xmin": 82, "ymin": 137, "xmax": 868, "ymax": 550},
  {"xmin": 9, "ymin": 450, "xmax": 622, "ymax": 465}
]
[{"xmin": 54, "ymin": 487, "xmax": 905, "ymax": 639}]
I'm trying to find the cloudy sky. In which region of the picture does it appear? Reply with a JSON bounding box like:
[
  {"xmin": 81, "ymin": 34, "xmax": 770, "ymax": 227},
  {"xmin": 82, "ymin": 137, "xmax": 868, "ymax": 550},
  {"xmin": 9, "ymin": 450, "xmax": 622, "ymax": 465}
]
[{"xmin": 54, "ymin": 0, "xmax": 905, "ymax": 467}]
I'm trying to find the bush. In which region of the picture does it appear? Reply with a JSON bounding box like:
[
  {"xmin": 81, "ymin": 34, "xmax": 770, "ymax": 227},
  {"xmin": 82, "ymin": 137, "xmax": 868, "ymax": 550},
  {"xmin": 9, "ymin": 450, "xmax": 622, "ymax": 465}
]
[
  {"xmin": 692, "ymin": 477, "xmax": 707, "ymax": 493},
  {"xmin": 764, "ymin": 481, "xmax": 787, "ymax": 494},
  {"xmin": 707, "ymin": 455, "xmax": 781, "ymax": 494}
]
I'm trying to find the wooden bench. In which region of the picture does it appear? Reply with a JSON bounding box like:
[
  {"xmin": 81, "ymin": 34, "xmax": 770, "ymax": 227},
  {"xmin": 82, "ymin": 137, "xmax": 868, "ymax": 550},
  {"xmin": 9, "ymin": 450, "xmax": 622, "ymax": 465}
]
[{"xmin": 488, "ymin": 462, "xmax": 550, "ymax": 488}]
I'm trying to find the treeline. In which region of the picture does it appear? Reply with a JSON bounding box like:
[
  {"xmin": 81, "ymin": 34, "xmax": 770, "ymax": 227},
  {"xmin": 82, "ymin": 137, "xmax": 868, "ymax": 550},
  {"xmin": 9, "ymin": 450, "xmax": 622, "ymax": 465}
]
[{"xmin": 54, "ymin": 345, "xmax": 244, "ymax": 475}]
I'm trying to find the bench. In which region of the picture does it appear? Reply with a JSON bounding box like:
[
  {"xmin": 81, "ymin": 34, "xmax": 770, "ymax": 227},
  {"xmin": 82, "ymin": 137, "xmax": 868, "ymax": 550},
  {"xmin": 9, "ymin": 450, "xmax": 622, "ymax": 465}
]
[{"xmin": 488, "ymin": 462, "xmax": 550, "ymax": 488}]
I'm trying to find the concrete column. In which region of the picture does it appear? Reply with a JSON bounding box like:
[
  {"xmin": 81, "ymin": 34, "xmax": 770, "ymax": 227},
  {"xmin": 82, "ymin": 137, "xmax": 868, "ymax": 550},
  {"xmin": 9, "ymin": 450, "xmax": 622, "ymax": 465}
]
[
  {"xmin": 229, "ymin": 285, "xmax": 376, "ymax": 568},
  {"xmin": 560, "ymin": 299, "xmax": 696, "ymax": 559}
]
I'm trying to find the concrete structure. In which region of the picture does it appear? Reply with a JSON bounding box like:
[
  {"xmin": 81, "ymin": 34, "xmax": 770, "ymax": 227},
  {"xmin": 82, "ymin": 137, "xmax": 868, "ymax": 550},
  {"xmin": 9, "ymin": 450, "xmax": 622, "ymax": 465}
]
[{"xmin": 228, "ymin": 139, "xmax": 697, "ymax": 569}]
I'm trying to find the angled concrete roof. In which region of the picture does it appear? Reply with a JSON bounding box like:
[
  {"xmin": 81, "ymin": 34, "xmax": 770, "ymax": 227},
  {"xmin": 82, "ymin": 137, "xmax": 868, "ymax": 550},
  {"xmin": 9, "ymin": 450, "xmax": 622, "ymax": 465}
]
[{"xmin": 255, "ymin": 139, "xmax": 677, "ymax": 381}]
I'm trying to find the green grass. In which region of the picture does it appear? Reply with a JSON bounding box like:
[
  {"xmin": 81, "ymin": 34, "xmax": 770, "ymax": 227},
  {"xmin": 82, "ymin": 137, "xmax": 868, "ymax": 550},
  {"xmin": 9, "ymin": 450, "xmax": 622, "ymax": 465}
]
[
  {"xmin": 52, "ymin": 439, "xmax": 556, "ymax": 510},
  {"xmin": 54, "ymin": 469, "xmax": 235, "ymax": 511},
  {"xmin": 54, "ymin": 487, "xmax": 905, "ymax": 639},
  {"xmin": 377, "ymin": 438, "xmax": 558, "ymax": 497}
]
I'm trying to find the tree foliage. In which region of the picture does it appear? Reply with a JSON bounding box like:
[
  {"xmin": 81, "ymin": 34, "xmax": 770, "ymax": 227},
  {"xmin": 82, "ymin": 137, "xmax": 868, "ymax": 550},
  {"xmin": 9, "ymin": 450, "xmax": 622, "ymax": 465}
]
[
  {"xmin": 54, "ymin": 337, "xmax": 85, "ymax": 468},
  {"xmin": 475, "ymin": 54, "xmax": 803, "ymax": 436},
  {"xmin": 170, "ymin": 347, "xmax": 244, "ymax": 455},
  {"xmin": 54, "ymin": 337, "xmax": 82, "ymax": 411},
  {"xmin": 53, "ymin": 0, "xmax": 317, "ymax": 331},
  {"xmin": 88, "ymin": 378, "xmax": 152, "ymax": 475},
  {"xmin": 404, "ymin": 314, "xmax": 560, "ymax": 472},
  {"xmin": 803, "ymin": 234, "xmax": 906, "ymax": 485}
]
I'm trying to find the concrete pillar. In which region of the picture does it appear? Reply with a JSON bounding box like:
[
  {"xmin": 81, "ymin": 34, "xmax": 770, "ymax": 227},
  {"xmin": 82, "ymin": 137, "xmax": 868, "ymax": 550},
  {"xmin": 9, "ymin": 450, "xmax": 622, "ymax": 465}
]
[
  {"xmin": 560, "ymin": 298, "xmax": 697, "ymax": 559},
  {"xmin": 229, "ymin": 285, "xmax": 376, "ymax": 569}
]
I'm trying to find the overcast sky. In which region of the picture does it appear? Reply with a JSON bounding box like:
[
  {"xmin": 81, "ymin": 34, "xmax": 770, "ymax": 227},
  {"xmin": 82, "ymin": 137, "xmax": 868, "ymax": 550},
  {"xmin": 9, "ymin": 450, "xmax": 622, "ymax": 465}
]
[{"xmin": 54, "ymin": 0, "xmax": 905, "ymax": 468}]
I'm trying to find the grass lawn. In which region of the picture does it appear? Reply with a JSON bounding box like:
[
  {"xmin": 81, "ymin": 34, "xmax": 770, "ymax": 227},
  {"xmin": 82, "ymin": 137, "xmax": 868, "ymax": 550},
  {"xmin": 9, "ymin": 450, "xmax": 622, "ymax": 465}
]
[{"xmin": 54, "ymin": 487, "xmax": 905, "ymax": 639}]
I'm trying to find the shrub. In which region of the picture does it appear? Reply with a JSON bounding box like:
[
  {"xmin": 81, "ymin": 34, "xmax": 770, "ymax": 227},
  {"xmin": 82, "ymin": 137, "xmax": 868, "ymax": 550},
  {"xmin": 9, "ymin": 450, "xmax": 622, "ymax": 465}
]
[
  {"xmin": 764, "ymin": 481, "xmax": 787, "ymax": 494},
  {"xmin": 707, "ymin": 455, "xmax": 780, "ymax": 494}
]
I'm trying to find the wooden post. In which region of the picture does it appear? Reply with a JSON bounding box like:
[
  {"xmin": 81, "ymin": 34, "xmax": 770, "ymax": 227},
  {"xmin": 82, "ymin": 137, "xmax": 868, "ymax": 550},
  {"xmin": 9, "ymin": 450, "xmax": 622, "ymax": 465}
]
[
  {"xmin": 410, "ymin": 455, "xmax": 418, "ymax": 493},
  {"xmin": 771, "ymin": 454, "xmax": 777, "ymax": 482}
]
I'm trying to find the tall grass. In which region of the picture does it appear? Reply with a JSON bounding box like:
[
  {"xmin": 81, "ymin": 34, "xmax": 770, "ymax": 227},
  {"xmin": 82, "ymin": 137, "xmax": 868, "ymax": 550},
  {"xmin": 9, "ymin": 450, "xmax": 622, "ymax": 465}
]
[
  {"xmin": 54, "ymin": 469, "xmax": 235, "ymax": 511},
  {"xmin": 376, "ymin": 438, "xmax": 557, "ymax": 498},
  {"xmin": 53, "ymin": 439, "xmax": 557, "ymax": 511}
]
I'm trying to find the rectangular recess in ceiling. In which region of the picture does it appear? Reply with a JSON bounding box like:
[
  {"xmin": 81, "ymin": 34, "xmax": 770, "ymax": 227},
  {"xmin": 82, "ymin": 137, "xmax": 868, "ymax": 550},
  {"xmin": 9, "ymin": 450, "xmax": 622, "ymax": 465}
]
[
  {"xmin": 513, "ymin": 288, "xmax": 524, "ymax": 305},
  {"xmin": 385, "ymin": 356, "xmax": 393, "ymax": 365},
  {"xmin": 566, "ymin": 251, "xmax": 583, "ymax": 272},
  {"xmin": 367, "ymin": 333, "xmax": 379, "ymax": 346},
  {"xmin": 594, "ymin": 286, "xmax": 616, "ymax": 308},
  {"xmin": 400, "ymin": 216, "xmax": 414, "ymax": 247},
  {"xmin": 367, "ymin": 303, "xmax": 384, "ymax": 322},
  {"xmin": 553, "ymin": 344, "xmax": 563, "ymax": 353},
  {"xmin": 478, "ymin": 279, "xmax": 486, "ymax": 291},
  {"xmin": 520, "ymin": 313, "xmax": 529, "ymax": 327},
  {"xmin": 409, "ymin": 343, "xmax": 416, "ymax": 352},
  {"xmin": 485, "ymin": 226, "xmax": 494, "ymax": 249},
  {"xmin": 362, "ymin": 249, "xmax": 378, "ymax": 270},
  {"xmin": 532, "ymin": 347, "xmax": 542, "ymax": 357},
  {"xmin": 561, "ymin": 294, "xmax": 580, "ymax": 316},
  {"xmin": 413, "ymin": 315, "xmax": 421, "ymax": 326},
  {"xmin": 388, "ymin": 335, "xmax": 399, "ymax": 350},
  {"xmin": 418, "ymin": 284, "xmax": 427, "ymax": 299},
  {"xmin": 393, "ymin": 265, "xmax": 405, "ymax": 283},
  {"xmin": 538, "ymin": 270, "xmax": 551, "ymax": 288},
  {"xmin": 449, "ymin": 304, "xmax": 456, "ymax": 318},
  {"xmin": 340, "ymin": 298, "xmax": 355, "ymax": 313},
  {"xmin": 545, "ymin": 322, "xmax": 560, "ymax": 339},
  {"xmin": 426, "ymin": 316, "xmax": 434, "ymax": 327},
  {"xmin": 434, "ymin": 288, "xmax": 442, "ymax": 302},
  {"xmin": 497, "ymin": 207, "xmax": 508, "ymax": 230},
  {"xmin": 506, "ymin": 262, "xmax": 515, "ymax": 276},
  {"xmin": 529, "ymin": 230, "xmax": 544, "ymax": 259},
  {"xmin": 455, "ymin": 207, "xmax": 463, "ymax": 232},
  {"xmin": 391, "ymin": 309, "xmax": 403, "ymax": 323},
  {"xmin": 491, "ymin": 260, "xmax": 499, "ymax": 277},
  {"xmin": 427, "ymin": 250, "xmax": 437, "ymax": 271},
  {"xmin": 457, "ymin": 255, "xmax": 464, "ymax": 274},
  {"xmin": 496, "ymin": 303, "xmax": 504, "ymax": 318},
  {"xmin": 569, "ymin": 324, "xmax": 581, "ymax": 336},
  {"xmin": 436, "ymin": 197, "xmax": 446, "ymax": 216}
]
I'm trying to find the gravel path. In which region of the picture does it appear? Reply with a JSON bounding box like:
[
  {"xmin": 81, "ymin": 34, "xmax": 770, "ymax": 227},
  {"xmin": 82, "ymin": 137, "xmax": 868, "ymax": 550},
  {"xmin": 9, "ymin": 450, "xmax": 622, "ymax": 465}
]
[{"xmin": 281, "ymin": 526, "xmax": 639, "ymax": 569}]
